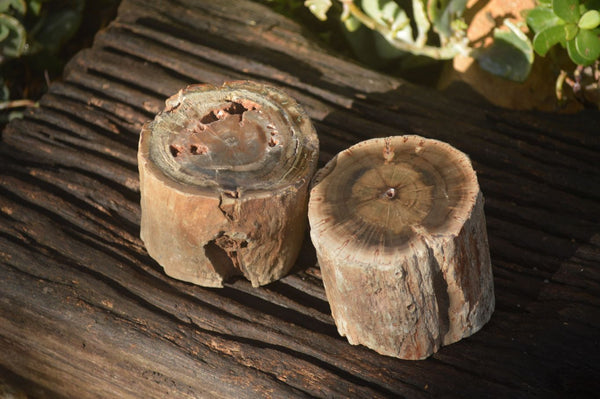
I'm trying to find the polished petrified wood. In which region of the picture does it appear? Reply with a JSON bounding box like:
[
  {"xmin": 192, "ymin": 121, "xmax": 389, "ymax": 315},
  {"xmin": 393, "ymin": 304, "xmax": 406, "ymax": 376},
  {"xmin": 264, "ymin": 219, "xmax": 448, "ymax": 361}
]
[
  {"xmin": 308, "ymin": 135, "xmax": 495, "ymax": 360},
  {"xmin": 138, "ymin": 81, "xmax": 319, "ymax": 287}
]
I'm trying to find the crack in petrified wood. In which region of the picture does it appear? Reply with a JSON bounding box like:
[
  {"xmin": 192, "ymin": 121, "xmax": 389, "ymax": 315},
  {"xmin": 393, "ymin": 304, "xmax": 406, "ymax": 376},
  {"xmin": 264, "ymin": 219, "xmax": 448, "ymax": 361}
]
[
  {"xmin": 308, "ymin": 135, "xmax": 495, "ymax": 360},
  {"xmin": 138, "ymin": 81, "xmax": 319, "ymax": 287}
]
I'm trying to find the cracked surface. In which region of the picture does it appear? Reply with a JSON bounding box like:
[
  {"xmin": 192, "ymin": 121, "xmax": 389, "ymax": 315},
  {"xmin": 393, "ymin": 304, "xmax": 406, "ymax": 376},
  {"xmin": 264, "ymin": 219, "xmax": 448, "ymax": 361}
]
[
  {"xmin": 308, "ymin": 135, "xmax": 493, "ymax": 359},
  {"xmin": 138, "ymin": 81, "xmax": 319, "ymax": 287},
  {"xmin": 146, "ymin": 82, "xmax": 316, "ymax": 193},
  {"xmin": 309, "ymin": 135, "xmax": 479, "ymax": 262}
]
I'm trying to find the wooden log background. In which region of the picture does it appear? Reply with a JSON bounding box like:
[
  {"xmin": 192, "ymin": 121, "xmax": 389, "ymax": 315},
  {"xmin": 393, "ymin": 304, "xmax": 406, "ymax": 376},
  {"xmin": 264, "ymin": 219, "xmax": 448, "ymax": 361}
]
[{"xmin": 1, "ymin": 0, "xmax": 599, "ymax": 397}]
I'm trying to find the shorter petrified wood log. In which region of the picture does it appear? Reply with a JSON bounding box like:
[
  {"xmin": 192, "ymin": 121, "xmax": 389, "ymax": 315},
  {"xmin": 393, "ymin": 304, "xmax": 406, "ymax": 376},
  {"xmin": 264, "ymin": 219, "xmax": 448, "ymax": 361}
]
[
  {"xmin": 308, "ymin": 136, "xmax": 494, "ymax": 360},
  {"xmin": 138, "ymin": 81, "xmax": 319, "ymax": 287}
]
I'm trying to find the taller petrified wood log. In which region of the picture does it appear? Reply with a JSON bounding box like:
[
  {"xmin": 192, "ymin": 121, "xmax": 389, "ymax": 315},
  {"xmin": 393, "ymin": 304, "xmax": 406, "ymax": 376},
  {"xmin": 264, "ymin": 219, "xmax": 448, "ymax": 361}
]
[
  {"xmin": 308, "ymin": 135, "xmax": 495, "ymax": 360},
  {"xmin": 138, "ymin": 81, "xmax": 319, "ymax": 287}
]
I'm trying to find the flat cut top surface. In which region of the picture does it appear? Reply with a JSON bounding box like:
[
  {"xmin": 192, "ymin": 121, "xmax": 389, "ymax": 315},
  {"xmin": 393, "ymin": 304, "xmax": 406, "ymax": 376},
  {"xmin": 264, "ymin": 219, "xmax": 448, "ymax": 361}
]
[
  {"xmin": 310, "ymin": 136, "xmax": 479, "ymax": 259},
  {"xmin": 144, "ymin": 82, "xmax": 318, "ymax": 193}
]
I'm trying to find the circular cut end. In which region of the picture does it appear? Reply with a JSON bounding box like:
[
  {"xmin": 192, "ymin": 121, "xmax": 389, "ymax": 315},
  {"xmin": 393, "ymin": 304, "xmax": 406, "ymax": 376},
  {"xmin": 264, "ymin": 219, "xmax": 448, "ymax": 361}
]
[
  {"xmin": 141, "ymin": 81, "xmax": 318, "ymax": 195},
  {"xmin": 309, "ymin": 136, "xmax": 480, "ymax": 265}
]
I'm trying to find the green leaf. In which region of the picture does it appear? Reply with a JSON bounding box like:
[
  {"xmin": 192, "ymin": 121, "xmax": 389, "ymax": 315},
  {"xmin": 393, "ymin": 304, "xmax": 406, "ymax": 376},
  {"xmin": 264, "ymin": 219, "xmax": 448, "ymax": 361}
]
[
  {"xmin": 526, "ymin": 7, "xmax": 562, "ymax": 34},
  {"xmin": 361, "ymin": 0, "xmax": 383, "ymax": 21},
  {"xmin": 412, "ymin": 0, "xmax": 430, "ymax": 46},
  {"xmin": 30, "ymin": 4, "xmax": 83, "ymax": 54},
  {"xmin": 477, "ymin": 22, "xmax": 534, "ymax": 82},
  {"xmin": 537, "ymin": 0, "xmax": 552, "ymax": 4},
  {"xmin": 28, "ymin": 0, "xmax": 42, "ymax": 16},
  {"xmin": 0, "ymin": 21, "xmax": 9, "ymax": 41},
  {"xmin": 552, "ymin": 0, "xmax": 580, "ymax": 23},
  {"xmin": 362, "ymin": 0, "xmax": 406, "ymax": 28},
  {"xmin": 343, "ymin": 14, "xmax": 362, "ymax": 32},
  {"xmin": 574, "ymin": 28, "xmax": 600, "ymax": 61},
  {"xmin": 429, "ymin": 0, "xmax": 468, "ymax": 39},
  {"xmin": 0, "ymin": 13, "xmax": 26, "ymax": 58},
  {"xmin": 304, "ymin": 0, "xmax": 332, "ymax": 21},
  {"xmin": 341, "ymin": 22, "xmax": 389, "ymax": 68},
  {"xmin": 566, "ymin": 36, "xmax": 595, "ymax": 64},
  {"xmin": 579, "ymin": 10, "xmax": 600, "ymax": 30},
  {"xmin": 362, "ymin": 0, "xmax": 414, "ymax": 44},
  {"xmin": 373, "ymin": 29, "xmax": 408, "ymax": 59},
  {"xmin": 533, "ymin": 24, "xmax": 573, "ymax": 55},
  {"xmin": 0, "ymin": 0, "xmax": 26, "ymax": 15},
  {"xmin": 565, "ymin": 23, "xmax": 579, "ymax": 40}
]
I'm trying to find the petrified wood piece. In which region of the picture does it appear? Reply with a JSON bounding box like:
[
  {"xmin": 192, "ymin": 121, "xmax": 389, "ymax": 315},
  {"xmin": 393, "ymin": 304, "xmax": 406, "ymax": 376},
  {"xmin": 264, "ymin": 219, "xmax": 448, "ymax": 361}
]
[
  {"xmin": 138, "ymin": 81, "xmax": 319, "ymax": 287},
  {"xmin": 308, "ymin": 135, "xmax": 495, "ymax": 359}
]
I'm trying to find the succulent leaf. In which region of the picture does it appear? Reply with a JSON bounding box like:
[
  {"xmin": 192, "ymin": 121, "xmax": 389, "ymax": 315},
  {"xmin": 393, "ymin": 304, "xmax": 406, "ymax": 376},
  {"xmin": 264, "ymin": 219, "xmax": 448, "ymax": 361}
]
[
  {"xmin": 526, "ymin": 7, "xmax": 562, "ymax": 34},
  {"xmin": 552, "ymin": 0, "xmax": 580, "ymax": 23},
  {"xmin": 574, "ymin": 27, "xmax": 600, "ymax": 62},
  {"xmin": 304, "ymin": 0, "xmax": 332, "ymax": 21},
  {"xmin": 533, "ymin": 24, "xmax": 570, "ymax": 56},
  {"xmin": 578, "ymin": 10, "xmax": 600, "ymax": 30}
]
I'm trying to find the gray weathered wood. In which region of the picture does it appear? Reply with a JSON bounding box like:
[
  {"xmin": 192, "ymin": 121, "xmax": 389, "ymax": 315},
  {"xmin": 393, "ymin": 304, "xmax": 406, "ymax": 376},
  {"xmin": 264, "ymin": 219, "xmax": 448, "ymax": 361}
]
[{"xmin": 0, "ymin": 0, "xmax": 599, "ymax": 397}]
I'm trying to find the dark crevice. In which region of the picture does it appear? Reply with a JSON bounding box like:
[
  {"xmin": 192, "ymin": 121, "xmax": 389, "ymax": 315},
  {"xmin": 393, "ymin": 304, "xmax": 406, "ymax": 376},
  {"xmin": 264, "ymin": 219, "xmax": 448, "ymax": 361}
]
[
  {"xmin": 107, "ymin": 19, "xmax": 359, "ymax": 111},
  {"xmin": 427, "ymin": 357, "xmax": 527, "ymax": 393},
  {"xmin": 49, "ymin": 86, "xmax": 147, "ymax": 131},
  {"xmin": 0, "ymin": 170, "xmax": 140, "ymax": 253},
  {"xmin": 3, "ymin": 224, "xmax": 409, "ymax": 397},
  {"xmin": 85, "ymin": 67, "xmax": 169, "ymax": 106},
  {"xmin": 217, "ymin": 285, "xmax": 338, "ymax": 338},
  {"xmin": 485, "ymin": 110, "xmax": 600, "ymax": 154},
  {"xmin": 60, "ymin": 79, "xmax": 156, "ymax": 119},
  {"xmin": 204, "ymin": 233, "xmax": 242, "ymax": 282},
  {"xmin": 10, "ymin": 116, "xmax": 138, "ymax": 171},
  {"xmin": 41, "ymin": 98, "xmax": 140, "ymax": 148},
  {"xmin": 191, "ymin": 326, "xmax": 418, "ymax": 398},
  {"xmin": 482, "ymin": 183, "xmax": 599, "ymax": 228},
  {"xmin": 265, "ymin": 281, "xmax": 332, "ymax": 317}
]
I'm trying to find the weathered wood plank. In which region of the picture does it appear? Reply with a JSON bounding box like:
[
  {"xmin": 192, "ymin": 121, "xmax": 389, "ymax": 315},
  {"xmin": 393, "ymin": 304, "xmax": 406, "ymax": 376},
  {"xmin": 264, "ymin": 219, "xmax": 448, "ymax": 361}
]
[{"xmin": 1, "ymin": 0, "xmax": 599, "ymax": 397}]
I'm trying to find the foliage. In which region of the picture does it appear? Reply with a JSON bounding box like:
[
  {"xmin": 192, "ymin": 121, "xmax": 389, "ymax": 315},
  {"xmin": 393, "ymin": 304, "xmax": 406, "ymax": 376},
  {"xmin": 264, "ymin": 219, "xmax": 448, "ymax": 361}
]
[
  {"xmin": 0, "ymin": 0, "xmax": 85, "ymax": 63},
  {"xmin": 524, "ymin": 0, "xmax": 600, "ymax": 107},
  {"xmin": 0, "ymin": 0, "xmax": 84, "ymax": 120},
  {"xmin": 294, "ymin": 0, "xmax": 600, "ymax": 107},
  {"xmin": 526, "ymin": 0, "xmax": 600, "ymax": 66},
  {"xmin": 299, "ymin": 0, "xmax": 538, "ymax": 82},
  {"xmin": 0, "ymin": 0, "xmax": 119, "ymax": 124},
  {"xmin": 305, "ymin": 0, "xmax": 470, "ymax": 60}
]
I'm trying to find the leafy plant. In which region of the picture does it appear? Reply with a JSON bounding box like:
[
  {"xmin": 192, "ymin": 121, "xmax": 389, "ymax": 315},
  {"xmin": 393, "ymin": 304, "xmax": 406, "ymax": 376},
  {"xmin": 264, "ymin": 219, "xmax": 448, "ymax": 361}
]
[
  {"xmin": 0, "ymin": 0, "xmax": 85, "ymax": 119},
  {"xmin": 525, "ymin": 0, "xmax": 600, "ymax": 107},
  {"xmin": 302, "ymin": 0, "xmax": 536, "ymax": 82},
  {"xmin": 1, "ymin": 0, "xmax": 84, "ymax": 65},
  {"xmin": 527, "ymin": 0, "xmax": 600, "ymax": 66},
  {"xmin": 305, "ymin": 0, "xmax": 470, "ymax": 60}
]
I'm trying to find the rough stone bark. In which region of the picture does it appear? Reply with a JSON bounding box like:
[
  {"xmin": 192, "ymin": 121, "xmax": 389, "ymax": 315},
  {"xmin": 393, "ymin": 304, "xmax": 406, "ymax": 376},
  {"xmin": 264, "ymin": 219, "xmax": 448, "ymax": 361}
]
[
  {"xmin": 308, "ymin": 135, "xmax": 495, "ymax": 359},
  {"xmin": 1, "ymin": 0, "xmax": 600, "ymax": 396},
  {"xmin": 138, "ymin": 81, "xmax": 319, "ymax": 287}
]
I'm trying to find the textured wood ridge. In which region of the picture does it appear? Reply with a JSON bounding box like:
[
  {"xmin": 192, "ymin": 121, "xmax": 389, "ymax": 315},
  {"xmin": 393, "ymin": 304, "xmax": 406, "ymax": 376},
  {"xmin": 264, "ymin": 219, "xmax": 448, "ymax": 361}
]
[
  {"xmin": 309, "ymin": 136, "xmax": 495, "ymax": 360},
  {"xmin": 1, "ymin": 0, "xmax": 599, "ymax": 397}
]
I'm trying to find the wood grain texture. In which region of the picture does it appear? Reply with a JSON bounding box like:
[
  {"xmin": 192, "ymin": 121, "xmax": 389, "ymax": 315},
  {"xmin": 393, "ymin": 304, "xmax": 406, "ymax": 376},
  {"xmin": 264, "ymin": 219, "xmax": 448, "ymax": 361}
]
[
  {"xmin": 1, "ymin": 0, "xmax": 599, "ymax": 397},
  {"xmin": 309, "ymin": 136, "xmax": 495, "ymax": 360},
  {"xmin": 138, "ymin": 82, "xmax": 318, "ymax": 287}
]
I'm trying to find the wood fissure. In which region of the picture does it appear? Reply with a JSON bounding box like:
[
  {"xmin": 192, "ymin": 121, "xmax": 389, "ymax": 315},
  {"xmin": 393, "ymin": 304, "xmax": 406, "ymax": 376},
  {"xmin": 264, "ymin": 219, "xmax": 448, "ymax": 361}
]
[{"xmin": 1, "ymin": 0, "xmax": 599, "ymax": 396}]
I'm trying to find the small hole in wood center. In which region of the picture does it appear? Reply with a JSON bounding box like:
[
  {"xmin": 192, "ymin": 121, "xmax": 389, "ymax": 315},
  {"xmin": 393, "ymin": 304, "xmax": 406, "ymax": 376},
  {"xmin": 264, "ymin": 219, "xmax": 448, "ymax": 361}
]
[{"xmin": 384, "ymin": 188, "xmax": 396, "ymax": 199}]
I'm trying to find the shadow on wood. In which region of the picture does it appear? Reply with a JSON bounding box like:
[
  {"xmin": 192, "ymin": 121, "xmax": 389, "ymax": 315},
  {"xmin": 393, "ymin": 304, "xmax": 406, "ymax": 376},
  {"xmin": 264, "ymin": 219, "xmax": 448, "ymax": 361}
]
[{"xmin": 1, "ymin": 0, "xmax": 599, "ymax": 397}]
